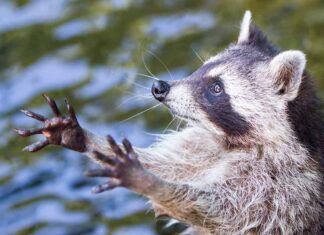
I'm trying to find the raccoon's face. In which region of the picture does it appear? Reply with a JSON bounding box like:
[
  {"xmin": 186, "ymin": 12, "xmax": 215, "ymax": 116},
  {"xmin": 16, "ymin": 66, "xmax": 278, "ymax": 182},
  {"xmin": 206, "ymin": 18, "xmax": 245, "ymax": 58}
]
[{"xmin": 152, "ymin": 11, "xmax": 306, "ymax": 140}]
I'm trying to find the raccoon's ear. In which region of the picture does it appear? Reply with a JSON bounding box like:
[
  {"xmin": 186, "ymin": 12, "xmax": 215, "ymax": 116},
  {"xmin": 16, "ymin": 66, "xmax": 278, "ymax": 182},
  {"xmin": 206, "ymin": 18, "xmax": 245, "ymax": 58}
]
[
  {"xmin": 270, "ymin": 50, "xmax": 306, "ymax": 101},
  {"xmin": 238, "ymin": 11, "xmax": 275, "ymax": 54},
  {"xmin": 238, "ymin": 10, "xmax": 252, "ymax": 43}
]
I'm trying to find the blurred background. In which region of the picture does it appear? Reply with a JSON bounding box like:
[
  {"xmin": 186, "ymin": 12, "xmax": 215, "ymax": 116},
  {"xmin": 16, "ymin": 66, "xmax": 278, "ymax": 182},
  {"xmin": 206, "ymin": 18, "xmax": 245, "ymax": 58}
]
[{"xmin": 0, "ymin": 0, "xmax": 323, "ymax": 234}]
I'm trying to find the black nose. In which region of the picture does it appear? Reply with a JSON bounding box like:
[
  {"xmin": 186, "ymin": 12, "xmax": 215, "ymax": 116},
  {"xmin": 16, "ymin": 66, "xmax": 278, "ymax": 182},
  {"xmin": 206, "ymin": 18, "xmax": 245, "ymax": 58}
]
[{"xmin": 151, "ymin": 80, "xmax": 170, "ymax": 102}]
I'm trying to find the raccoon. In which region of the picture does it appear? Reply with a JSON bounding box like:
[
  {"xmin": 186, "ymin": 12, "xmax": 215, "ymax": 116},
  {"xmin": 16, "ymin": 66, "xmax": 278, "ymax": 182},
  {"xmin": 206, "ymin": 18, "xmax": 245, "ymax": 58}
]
[{"xmin": 16, "ymin": 11, "xmax": 323, "ymax": 235}]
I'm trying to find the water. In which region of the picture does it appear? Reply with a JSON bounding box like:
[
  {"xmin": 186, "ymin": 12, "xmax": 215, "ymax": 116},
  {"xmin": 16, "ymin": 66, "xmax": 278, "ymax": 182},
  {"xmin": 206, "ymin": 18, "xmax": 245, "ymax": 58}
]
[{"xmin": 0, "ymin": 0, "xmax": 323, "ymax": 234}]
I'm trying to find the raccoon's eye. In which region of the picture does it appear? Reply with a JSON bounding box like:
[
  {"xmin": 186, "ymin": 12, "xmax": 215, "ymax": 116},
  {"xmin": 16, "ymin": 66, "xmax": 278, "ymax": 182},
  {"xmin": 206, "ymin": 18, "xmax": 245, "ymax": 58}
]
[{"xmin": 210, "ymin": 81, "xmax": 223, "ymax": 95}]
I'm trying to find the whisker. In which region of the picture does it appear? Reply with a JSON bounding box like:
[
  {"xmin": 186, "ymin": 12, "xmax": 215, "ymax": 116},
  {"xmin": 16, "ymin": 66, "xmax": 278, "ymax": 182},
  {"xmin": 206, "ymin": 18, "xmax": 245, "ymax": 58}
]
[
  {"xmin": 145, "ymin": 48, "xmax": 174, "ymax": 80},
  {"xmin": 131, "ymin": 81, "xmax": 151, "ymax": 90},
  {"xmin": 120, "ymin": 103, "xmax": 162, "ymax": 123},
  {"xmin": 135, "ymin": 72, "xmax": 159, "ymax": 81},
  {"xmin": 191, "ymin": 46, "xmax": 205, "ymax": 63},
  {"xmin": 176, "ymin": 119, "xmax": 184, "ymax": 131},
  {"xmin": 163, "ymin": 116, "xmax": 177, "ymax": 134},
  {"xmin": 142, "ymin": 54, "xmax": 159, "ymax": 81},
  {"xmin": 117, "ymin": 95, "xmax": 152, "ymax": 109},
  {"xmin": 123, "ymin": 91, "xmax": 152, "ymax": 98}
]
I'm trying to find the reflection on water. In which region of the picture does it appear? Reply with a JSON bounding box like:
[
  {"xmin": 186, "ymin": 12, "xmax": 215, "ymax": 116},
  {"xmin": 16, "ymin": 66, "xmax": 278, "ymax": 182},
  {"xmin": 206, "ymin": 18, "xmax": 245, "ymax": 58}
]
[{"xmin": 1, "ymin": 0, "xmax": 323, "ymax": 234}]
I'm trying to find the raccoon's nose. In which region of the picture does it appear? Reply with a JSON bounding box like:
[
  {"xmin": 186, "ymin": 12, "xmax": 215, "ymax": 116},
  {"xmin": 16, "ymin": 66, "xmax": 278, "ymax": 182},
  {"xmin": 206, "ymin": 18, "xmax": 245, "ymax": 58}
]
[{"xmin": 151, "ymin": 80, "xmax": 170, "ymax": 102}]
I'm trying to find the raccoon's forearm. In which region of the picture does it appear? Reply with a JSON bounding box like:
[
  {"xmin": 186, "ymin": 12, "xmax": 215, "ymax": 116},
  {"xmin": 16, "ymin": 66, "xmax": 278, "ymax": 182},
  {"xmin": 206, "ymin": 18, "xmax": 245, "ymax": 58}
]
[
  {"xmin": 82, "ymin": 130, "xmax": 222, "ymax": 228},
  {"xmin": 82, "ymin": 129, "xmax": 112, "ymax": 155},
  {"xmin": 141, "ymin": 175, "xmax": 215, "ymax": 227}
]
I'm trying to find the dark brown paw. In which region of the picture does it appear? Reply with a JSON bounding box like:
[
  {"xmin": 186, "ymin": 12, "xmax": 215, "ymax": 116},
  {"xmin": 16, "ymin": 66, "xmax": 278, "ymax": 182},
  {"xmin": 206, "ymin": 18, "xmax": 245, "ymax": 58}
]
[
  {"xmin": 85, "ymin": 135, "xmax": 145, "ymax": 194},
  {"xmin": 15, "ymin": 94, "xmax": 86, "ymax": 152}
]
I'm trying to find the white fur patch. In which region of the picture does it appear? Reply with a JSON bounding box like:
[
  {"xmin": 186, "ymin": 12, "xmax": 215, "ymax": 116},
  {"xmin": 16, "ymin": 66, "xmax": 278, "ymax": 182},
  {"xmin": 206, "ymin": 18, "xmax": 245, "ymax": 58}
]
[
  {"xmin": 238, "ymin": 10, "xmax": 252, "ymax": 43},
  {"xmin": 206, "ymin": 64, "xmax": 226, "ymax": 78}
]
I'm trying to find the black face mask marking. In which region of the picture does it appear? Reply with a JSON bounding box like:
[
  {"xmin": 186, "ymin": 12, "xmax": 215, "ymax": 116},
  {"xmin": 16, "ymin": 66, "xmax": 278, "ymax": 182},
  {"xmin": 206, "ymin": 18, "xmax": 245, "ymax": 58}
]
[{"xmin": 189, "ymin": 74, "xmax": 251, "ymax": 136}]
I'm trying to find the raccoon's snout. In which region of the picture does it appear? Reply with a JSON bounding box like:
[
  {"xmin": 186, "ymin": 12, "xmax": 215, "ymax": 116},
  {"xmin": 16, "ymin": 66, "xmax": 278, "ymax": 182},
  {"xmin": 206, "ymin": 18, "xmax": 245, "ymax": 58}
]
[{"xmin": 152, "ymin": 80, "xmax": 170, "ymax": 102}]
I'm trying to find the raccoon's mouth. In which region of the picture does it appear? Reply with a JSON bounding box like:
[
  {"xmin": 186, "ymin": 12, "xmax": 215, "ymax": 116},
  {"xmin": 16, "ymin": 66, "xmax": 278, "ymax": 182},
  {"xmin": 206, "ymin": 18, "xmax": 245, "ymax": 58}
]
[{"xmin": 163, "ymin": 101, "xmax": 199, "ymax": 122}]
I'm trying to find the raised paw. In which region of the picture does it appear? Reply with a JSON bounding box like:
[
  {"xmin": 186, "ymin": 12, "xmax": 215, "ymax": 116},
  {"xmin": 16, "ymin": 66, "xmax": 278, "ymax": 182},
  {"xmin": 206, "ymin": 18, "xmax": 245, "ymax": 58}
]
[
  {"xmin": 15, "ymin": 94, "xmax": 86, "ymax": 152},
  {"xmin": 85, "ymin": 135, "xmax": 147, "ymax": 194}
]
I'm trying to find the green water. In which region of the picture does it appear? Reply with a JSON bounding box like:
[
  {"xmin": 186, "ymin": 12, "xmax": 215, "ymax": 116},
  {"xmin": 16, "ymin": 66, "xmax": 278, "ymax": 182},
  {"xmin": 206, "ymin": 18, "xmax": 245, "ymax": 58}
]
[{"xmin": 0, "ymin": 0, "xmax": 323, "ymax": 234}]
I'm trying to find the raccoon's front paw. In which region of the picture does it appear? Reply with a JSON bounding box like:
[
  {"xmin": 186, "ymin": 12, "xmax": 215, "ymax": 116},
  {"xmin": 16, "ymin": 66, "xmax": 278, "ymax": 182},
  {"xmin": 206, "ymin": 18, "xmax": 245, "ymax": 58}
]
[
  {"xmin": 86, "ymin": 135, "xmax": 147, "ymax": 194},
  {"xmin": 15, "ymin": 94, "xmax": 86, "ymax": 152}
]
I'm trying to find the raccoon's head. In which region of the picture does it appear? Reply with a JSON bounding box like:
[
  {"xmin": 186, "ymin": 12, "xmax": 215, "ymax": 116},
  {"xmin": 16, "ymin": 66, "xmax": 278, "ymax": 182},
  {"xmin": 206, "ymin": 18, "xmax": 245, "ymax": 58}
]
[{"xmin": 152, "ymin": 11, "xmax": 307, "ymax": 146}]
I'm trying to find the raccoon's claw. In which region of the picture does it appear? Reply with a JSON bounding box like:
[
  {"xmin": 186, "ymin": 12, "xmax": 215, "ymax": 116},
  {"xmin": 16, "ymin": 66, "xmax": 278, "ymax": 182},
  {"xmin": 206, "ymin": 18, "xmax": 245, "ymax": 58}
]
[
  {"xmin": 22, "ymin": 140, "xmax": 49, "ymax": 152},
  {"xmin": 64, "ymin": 98, "xmax": 78, "ymax": 123},
  {"xmin": 42, "ymin": 94, "xmax": 62, "ymax": 117},
  {"xmin": 86, "ymin": 135, "xmax": 145, "ymax": 194},
  {"xmin": 20, "ymin": 109, "xmax": 46, "ymax": 122},
  {"xmin": 91, "ymin": 179, "xmax": 122, "ymax": 194},
  {"xmin": 14, "ymin": 127, "xmax": 43, "ymax": 137},
  {"xmin": 86, "ymin": 168, "xmax": 118, "ymax": 178},
  {"xmin": 16, "ymin": 94, "xmax": 85, "ymax": 152}
]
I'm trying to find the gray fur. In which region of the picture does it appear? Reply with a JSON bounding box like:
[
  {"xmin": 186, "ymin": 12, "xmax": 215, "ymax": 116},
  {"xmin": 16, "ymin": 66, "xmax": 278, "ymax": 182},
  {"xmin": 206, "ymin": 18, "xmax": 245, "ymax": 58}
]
[{"xmin": 79, "ymin": 11, "xmax": 323, "ymax": 234}]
